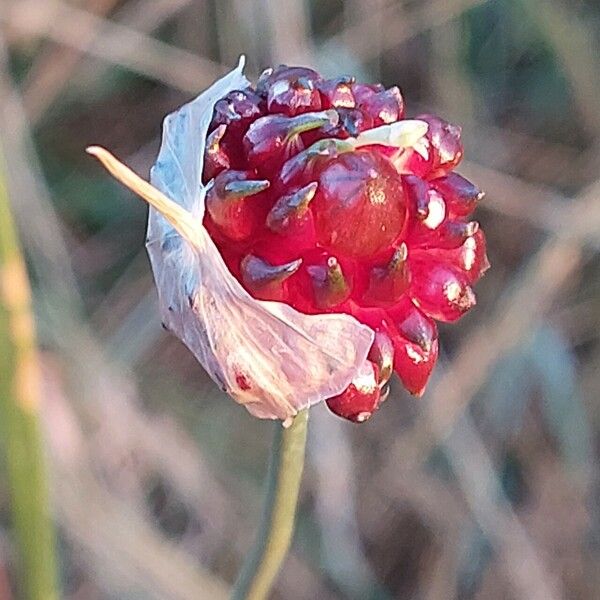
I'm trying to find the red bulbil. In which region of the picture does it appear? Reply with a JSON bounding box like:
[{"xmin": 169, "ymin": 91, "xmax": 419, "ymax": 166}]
[
  {"xmin": 317, "ymin": 76, "xmax": 356, "ymax": 109},
  {"xmin": 203, "ymin": 125, "xmax": 230, "ymax": 182},
  {"xmin": 421, "ymin": 114, "xmax": 463, "ymax": 175},
  {"xmin": 409, "ymin": 258, "xmax": 476, "ymax": 322},
  {"xmin": 206, "ymin": 170, "xmax": 270, "ymax": 241},
  {"xmin": 312, "ymin": 149, "xmax": 408, "ymax": 258},
  {"xmin": 253, "ymin": 185, "xmax": 318, "ymax": 264},
  {"xmin": 243, "ymin": 111, "xmax": 336, "ymax": 175},
  {"xmin": 208, "ymin": 90, "xmax": 265, "ymax": 173},
  {"xmin": 278, "ymin": 138, "xmax": 351, "ymax": 189},
  {"xmin": 431, "ymin": 172, "xmax": 484, "ymax": 217},
  {"xmin": 211, "ymin": 89, "xmax": 264, "ymax": 131},
  {"xmin": 351, "ymin": 82, "xmax": 385, "ymax": 104},
  {"xmin": 403, "ymin": 174, "xmax": 432, "ymax": 219},
  {"xmin": 266, "ymin": 182, "xmax": 317, "ymax": 234},
  {"xmin": 362, "ymin": 244, "xmax": 410, "ymax": 307},
  {"xmin": 240, "ymin": 254, "xmax": 301, "ymax": 302},
  {"xmin": 410, "ymin": 219, "xmax": 479, "ymax": 250},
  {"xmin": 392, "ymin": 335, "xmax": 439, "ymax": 397},
  {"xmin": 258, "ymin": 66, "xmax": 322, "ymax": 116},
  {"xmin": 326, "ymin": 362, "xmax": 381, "ymax": 422},
  {"xmin": 389, "ymin": 298, "xmax": 438, "ymax": 354},
  {"xmin": 386, "ymin": 298, "xmax": 439, "ymax": 395},
  {"xmin": 431, "ymin": 229, "xmax": 490, "ymax": 282},
  {"xmin": 401, "ymin": 114, "xmax": 463, "ymax": 179},
  {"xmin": 358, "ymin": 87, "xmax": 405, "ymax": 126},
  {"xmin": 202, "ymin": 64, "xmax": 488, "ymax": 421},
  {"xmin": 368, "ymin": 331, "xmax": 395, "ymax": 386}
]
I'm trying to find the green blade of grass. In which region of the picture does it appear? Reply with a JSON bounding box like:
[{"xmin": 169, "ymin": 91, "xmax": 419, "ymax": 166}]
[{"xmin": 0, "ymin": 148, "xmax": 60, "ymax": 600}]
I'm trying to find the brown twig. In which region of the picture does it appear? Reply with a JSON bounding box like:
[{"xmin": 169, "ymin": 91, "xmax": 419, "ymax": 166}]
[{"xmin": 4, "ymin": 0, "xmax": 224, "ymax": 94}]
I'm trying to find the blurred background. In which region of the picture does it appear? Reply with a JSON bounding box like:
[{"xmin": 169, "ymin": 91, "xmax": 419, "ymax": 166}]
[{"xmin": 1, "ymin": 0, "xmax": 600, "ymax": 598}]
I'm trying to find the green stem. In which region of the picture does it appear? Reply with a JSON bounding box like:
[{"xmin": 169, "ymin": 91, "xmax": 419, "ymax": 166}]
[
  {"xmin": 231, "ymin": 409, "xmax": 309, "ymax": 600},
  {"xmin": 0, "ymin": 149, "xmax": 60, "ymax": 600}
]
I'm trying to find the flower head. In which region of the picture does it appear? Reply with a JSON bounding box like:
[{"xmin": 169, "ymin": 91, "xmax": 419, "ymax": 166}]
[
  {"xmin": 201, "ymin": 63, "xmax": 488, "ymax": 422},
  {"xmin": 88, "ymin": 58, "xmax": 488, "ymax": 425}
]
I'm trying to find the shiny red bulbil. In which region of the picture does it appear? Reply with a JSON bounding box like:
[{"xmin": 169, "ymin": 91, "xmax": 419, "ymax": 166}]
[{"xmin": 202, "ymin": 65, "xmax": 489, "ymax": 423}]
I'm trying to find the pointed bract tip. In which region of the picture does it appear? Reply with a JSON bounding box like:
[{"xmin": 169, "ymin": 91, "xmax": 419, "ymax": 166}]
[
  {"xmin": 223, "ymin": 179, "xmax": 270, "ymax": 199},
  {"xmin": 379, "ymin": 385, "xmax": 391, "ymax": 403},
  {"xmin": 209, "ymin": 124, "xmax": 227, "ymax": 143},
  {"xmin": 389, "ymin": 243, "xmax": 408, "ymax": 270},
  {"xmin": 241, "ymin": 254, "xmax": 302, "ymax": 301},
  {"xmin": 327, "ymin": 256, "xmax": 341, "ymax": 274},
  {"xmin": 287, "ymin": 110, "xmax": 339, "ymax": 138},
  {"xmin": 86, "ymin": 145, "xmax": 102, "ymax": 156},
  {"xmin": 412, "ymin": 387, "xmax": 426, "ymax": 398},
  {"xmin": 287, "ymin": 181, "xmax": 318, "ymax": 208},
  {"xmin": 304, "ymin": 180, "xmax": 319, "ymax": 196},
  {"xmin": 326, "ymin": 257, "xmax": 349, "ymax": 295},
  {"xmin": 308, "ymin": 256, "xmax": 350, "ymax": 308},
  {"xmin": 368, "ymin": 332, "xmax": 395, "ymax": 387},
  {"xmin": 466, "ymin": 221, "xmax": 479, "ymax": 236},
  {"xmin": 242, "ymin": 254, "xmax": 302, "ymax": 284},
  {"xmin": 266, "ymin": 182, "xmax": 318, "ymax": 232}
]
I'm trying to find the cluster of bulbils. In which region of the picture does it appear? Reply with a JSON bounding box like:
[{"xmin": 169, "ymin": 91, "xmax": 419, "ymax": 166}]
[{"xmin": 201, "ymin": 65, "xmax": 488, "ymax": 423}]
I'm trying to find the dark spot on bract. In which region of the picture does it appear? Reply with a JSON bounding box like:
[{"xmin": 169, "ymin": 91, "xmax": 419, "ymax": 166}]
[{"xmin": 235, "ymin": 372, "xmax": 252, "ymax": 391}]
